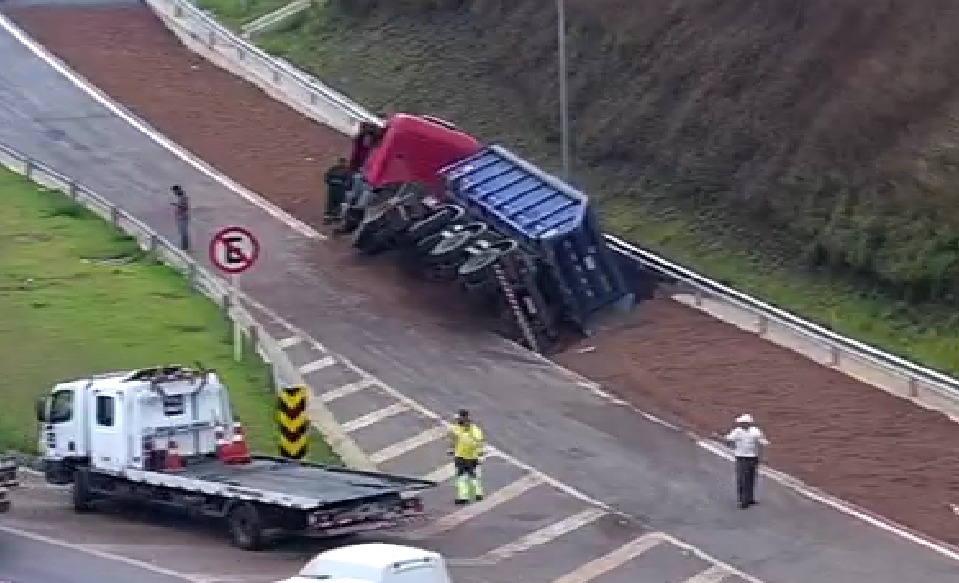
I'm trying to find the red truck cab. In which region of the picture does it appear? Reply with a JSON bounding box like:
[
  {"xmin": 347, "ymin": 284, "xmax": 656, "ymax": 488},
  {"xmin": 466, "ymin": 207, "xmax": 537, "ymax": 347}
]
[{"xmin": 350, "ymin": 114, "xmax": 481, "ymax": 194}]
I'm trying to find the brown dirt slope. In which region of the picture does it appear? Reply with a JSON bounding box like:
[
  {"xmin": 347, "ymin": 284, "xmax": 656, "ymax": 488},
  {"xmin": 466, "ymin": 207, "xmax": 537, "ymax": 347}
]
[
  {"xmin": 335, "ymin": 0, "xmax": 959, "ymax": 303},
  {"xmin": 5, "ymin": 4, "xmax": 959, "ymax": 547}
]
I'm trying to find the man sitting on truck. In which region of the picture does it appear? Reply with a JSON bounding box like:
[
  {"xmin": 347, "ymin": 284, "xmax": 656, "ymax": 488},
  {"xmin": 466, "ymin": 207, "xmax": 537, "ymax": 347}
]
[{"xmin": 449, "ymin": 409, "xmax": 484, "ymax": 505}]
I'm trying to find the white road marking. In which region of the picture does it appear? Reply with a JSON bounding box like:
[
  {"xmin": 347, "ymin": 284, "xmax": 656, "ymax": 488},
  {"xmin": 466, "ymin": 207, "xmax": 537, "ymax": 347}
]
[
  {"xmin": 319, "ymin": 378, "xmax": 376, "ymax": 403},
  {"xmin": 657, "ymin": 532, "xmax": 765, "ymax": 583},
  {"xmin": 550, "ymin": 532, "xmax": 664, "ymax": 583},
  {"xmin": 340, "ymin": 402, "xmax": 408, "ymax": 433},
  {"xmin": 684, "ymin": 564, "xmax": 732, "ymax": 583},
  {"xmin": 481, "ymin": 507, "xmax": 607, "ymax": 562},
  {"xmin": 423, "ymin": 462, "xmax": 456, "ymax": 483},
  {"xmin": 298, "ymin": 356, "xmax": 335, "ymax": 375},
  {"xmin": 369, "ymin": 426, "xmax": 447, "ymax": 464},
  {"xmin": 695, "ymin": 439, "xmax": 959, "ymax": 565},
  {"xmin": 0, "ymin": 14, "xmax": 325, "ymax": 241},
  {"xmin": 411, "ymin": 473, "xmax": 545, "ymax": 538},
  {"xmin": 0, "ymin": 524, "xmax": 203, "ymax": 582},
  {"xmin": 277, "ymin": 336, "xmax": 302, "ymax": 349}
]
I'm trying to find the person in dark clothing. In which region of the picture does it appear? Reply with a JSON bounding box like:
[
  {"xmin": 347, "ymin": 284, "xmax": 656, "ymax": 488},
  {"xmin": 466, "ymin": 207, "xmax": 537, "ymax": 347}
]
[
  {"xmin": 170, "ymin": 185, "xmax": 190, "ymax": 251},
  {"xmin": 324, "ymin": 157, "xmax": 351, "ymax": 224}
]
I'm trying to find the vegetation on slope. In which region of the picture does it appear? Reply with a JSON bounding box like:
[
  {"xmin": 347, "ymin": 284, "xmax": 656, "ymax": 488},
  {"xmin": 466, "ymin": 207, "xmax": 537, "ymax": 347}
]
[
  {"xmin": 0, "ymin": 168, "xmax": 337, "ymax": 463},
  {"xmin": 207, "ymin": 0, "xmax": 959, "ymax": 374}
]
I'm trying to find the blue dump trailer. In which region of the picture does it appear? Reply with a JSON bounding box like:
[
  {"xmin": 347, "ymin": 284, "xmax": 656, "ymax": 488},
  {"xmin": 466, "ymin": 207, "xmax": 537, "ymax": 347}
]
[{"xmin": 349, "ymin": 145, "xmax": 635, "ymax": 353}]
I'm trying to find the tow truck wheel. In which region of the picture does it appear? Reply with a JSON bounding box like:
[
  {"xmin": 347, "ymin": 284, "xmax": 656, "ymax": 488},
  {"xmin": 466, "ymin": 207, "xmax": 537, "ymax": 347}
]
[
  {"xmin": 227, "ymin": 502, "xmax": 265, "ymax": 551},
  {"xmin": 72, "ymin": 468, "xmax": 93, "ymax": 513}
]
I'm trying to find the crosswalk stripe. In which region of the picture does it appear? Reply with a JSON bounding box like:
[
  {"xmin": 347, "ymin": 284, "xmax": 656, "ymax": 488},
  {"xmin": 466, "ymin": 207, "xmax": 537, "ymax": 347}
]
[
  {"xmin": 550, "ymin": 533, "xmax": 664, "ymax": 583},
  {"xmin": 298, "ymin": 356, "xmax": 335, "ymax": 375},
  {"xmin": 482, "ymin": 507, "xmax": 607, "ymax": 562},
  {"xmin": 277, "ymin": 336, "xmax": 302, "ymax": 349},
  {"xmin": 319, "ymin": 378, "xmax": 376, "ymax": 403},
  {"xmin": 369, "ymin": 426, "xmax": 447, "ymax": 464},
  {"xmin": 340, "ymin": 402, "xmax": 408, "ymax": 433},
  {"xmin": 423, "ymin": 462, "xmax": 455, "ymax": 483},
  {"xmin": 683, "ymin": 565, "xmax": 733, "ymax": 583},
  {"xmin": 411, "ymin": 473, "xmax": 544, "ymax": 538}
]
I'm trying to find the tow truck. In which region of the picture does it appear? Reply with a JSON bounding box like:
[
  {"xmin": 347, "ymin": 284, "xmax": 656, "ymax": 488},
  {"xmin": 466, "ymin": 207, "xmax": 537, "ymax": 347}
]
[
  {"xmin": 0, "ymin": 455, "xmax": 16, "ymax": 514},
  {"xmin": 341, "ymin": 114, "xmax": 649, "ymax": 354},
  {"xmin": 35, "ymin": 365, "xmax": 436, "ymax": 550}
]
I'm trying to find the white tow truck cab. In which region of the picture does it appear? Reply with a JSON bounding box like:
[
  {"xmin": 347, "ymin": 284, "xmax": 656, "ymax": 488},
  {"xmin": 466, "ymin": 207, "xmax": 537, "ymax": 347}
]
[
  {"xmin": 279, "ymin": 543, "xmax": 452, "ymax": 583},
  {"xmin": 35, "ymin": 365, "xmax": 438, "ymax": 550},
  {"xmin": 38, "ymin": 365, "xmax": 230, "ymax": 483}
]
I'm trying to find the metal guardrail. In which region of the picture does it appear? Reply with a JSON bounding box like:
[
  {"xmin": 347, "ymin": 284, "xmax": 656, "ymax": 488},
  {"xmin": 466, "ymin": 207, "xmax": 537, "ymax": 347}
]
[
  {"xmin": 150, "ymin": 0, "xmax": 959, "ymax": 408},
  {"xmin": 0, "ymin": 139, "xmax": 297, "ymax": 394}
]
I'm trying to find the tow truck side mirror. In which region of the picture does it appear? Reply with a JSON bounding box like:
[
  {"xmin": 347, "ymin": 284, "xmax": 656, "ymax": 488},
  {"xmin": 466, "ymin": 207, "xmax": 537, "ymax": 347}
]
[{"xmin": 35, "ymin": 396, "xmax": 47, "ymax": 423}]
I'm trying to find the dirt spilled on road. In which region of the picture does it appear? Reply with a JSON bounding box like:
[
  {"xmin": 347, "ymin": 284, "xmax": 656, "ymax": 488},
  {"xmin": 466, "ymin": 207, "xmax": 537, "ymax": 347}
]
[{"xmin": 5, "ymin": 3, "xmax": 959, "ymax": 547}]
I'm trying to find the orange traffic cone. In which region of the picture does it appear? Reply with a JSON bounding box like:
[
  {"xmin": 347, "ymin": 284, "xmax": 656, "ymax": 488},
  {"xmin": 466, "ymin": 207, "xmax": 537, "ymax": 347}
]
[{"xmin": 223, "ymin": 422, "xmax": 251, "ymax": 465}]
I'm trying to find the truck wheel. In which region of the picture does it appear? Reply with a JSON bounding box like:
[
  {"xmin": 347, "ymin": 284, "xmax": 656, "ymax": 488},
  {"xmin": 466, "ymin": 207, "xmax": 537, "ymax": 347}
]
[
  {"xmin": 72, "ymin": 468, "xmax": 93, "ymax": 513},
  {"xmin": 227, "ymin": 502, "xmax": 265, "ymax": 551}
]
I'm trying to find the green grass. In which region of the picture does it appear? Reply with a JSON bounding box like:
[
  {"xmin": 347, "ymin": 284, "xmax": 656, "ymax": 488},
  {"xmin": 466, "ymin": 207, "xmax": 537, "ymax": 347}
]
[
  {"xmin": 194, "ymin": 0, "xmax": 295, "ymax": 30},
  {"xmin": 203, "ymin": 5, "xmax": 959, "ymax": 377},
  {"xmin": 0, "ymin": 169, "xmax": 338, "ymax": 464}
]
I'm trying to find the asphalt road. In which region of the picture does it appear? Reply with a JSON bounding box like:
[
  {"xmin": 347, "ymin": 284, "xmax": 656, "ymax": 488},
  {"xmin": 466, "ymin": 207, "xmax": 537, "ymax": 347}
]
[
  {"xmin": 1, "ymin": 16, "xmax": 959, "ymax": 583},
  {"xmin": 0, "ymin": 527, "xmax": 188, "ymax": 583}
]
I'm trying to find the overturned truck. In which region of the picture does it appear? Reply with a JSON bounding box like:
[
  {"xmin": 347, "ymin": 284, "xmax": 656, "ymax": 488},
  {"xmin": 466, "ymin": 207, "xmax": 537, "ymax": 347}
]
[{"xmin": 342, "ymin": 114, "xmax": 637, "ymax": 354}]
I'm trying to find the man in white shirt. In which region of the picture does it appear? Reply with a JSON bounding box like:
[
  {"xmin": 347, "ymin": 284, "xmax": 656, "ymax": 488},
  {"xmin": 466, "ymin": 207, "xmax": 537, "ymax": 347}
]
[{"xmin": 724, "ymin": 413, "xmax": 769, "ymax": 509}]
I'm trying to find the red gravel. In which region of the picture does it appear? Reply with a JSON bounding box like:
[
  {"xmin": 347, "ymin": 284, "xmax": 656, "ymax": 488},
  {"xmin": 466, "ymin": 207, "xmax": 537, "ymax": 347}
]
[{"xmin": 6, "ymin": 4, "xmax": 959, "ymax": 547}]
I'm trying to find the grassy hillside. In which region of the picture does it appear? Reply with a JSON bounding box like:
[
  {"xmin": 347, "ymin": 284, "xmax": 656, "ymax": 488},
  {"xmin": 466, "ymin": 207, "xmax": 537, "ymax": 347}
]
[{"xmin": 205, "ymin": 0, "xmax": 959, "ymax": 373}]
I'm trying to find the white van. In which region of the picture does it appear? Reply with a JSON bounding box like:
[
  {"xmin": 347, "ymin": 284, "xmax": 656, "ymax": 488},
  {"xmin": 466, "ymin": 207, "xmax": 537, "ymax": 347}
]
[{"xmin": 278, "ymin": 543, "xmax": 452, "ymax": 583}]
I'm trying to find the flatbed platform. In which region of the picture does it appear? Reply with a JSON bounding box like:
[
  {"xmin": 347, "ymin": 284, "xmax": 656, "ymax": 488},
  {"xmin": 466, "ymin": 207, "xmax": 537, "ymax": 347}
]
[{"xmin": 171, "ymin": 455, "xmax": 435, "ymax": 507}]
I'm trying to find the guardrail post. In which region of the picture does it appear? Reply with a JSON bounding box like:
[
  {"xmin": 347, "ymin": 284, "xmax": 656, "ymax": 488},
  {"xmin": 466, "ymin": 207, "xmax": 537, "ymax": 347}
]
[
  {"xmin": 237, "ymin": 47, "xmax": 244, "ymax": 61},
  {"xmin": 208, "ymin": 31, "xmax": 216, "ymax": 47},
  {"xmin": 187, "ymin": 262, "xmax": 198, "ymax": 290},
  {"xmin": 68, "ymin": 180, "xmax": 78, "ymax": 200},
  {"xmin": 693, "ymin": 287, "xmax": 703, "ymax": 307},
  {"xmin": 310, "ymin": 92, "xmax": 318, "ymax": 106},
  {"xmin": 757, "ymin": 314, "xmax": 768, "ymax": 336},
  {"xmin": 263, "ymin": 358, "xmax": 277, "ymax": 392},
  {"xmin": 221, "ymin": 292, "xmax": 232, "ymax": 320},
  {"xmin": 908, "ymin": 377, "xmax": 919, "ymax": 398},
  {"xmin": 148, "ymin": 234, "xmax": 159, "ymax": 255},
  {"xmin": 24, "ymin": 160, "xmax": 33, "ymax": 179},
  {"xmin": 110, "ymin": 205, "xmax": 120, "ymax": 227},
  {"xmin": 248, "ymin": 324, "xmax": 259, "ymax": 353},
  {"xmin": 828, "ymin": 346, "xmax": 840, "ymax": 367},
  {"xmin": 272, "ymin": 69, "xmax": 281, "ymax": 85},
  {"xmin": 174, "ymin": 5, "xmax": 182, "ymax": 18}
]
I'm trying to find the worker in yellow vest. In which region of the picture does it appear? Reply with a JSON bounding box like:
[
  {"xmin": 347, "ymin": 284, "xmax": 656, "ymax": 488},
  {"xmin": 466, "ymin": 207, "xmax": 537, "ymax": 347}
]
[{"xmin": 448, "ymin": 409, "xmax": 484, "ymax": 505}]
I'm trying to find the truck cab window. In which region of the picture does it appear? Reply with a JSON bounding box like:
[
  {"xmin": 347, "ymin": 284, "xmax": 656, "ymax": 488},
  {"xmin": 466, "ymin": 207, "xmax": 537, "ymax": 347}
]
[
  {"xmin": 49, "ymin": 390, "xmax": 74, "ymax": 424},
  {"xmin": 96, "ymin": 395, "xmax": 115, "ymax": 427}
]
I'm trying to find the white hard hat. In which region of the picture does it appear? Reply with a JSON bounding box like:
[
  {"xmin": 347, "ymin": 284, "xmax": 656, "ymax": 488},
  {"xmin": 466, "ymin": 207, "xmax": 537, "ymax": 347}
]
[{"xmin": 735, "ymin": 413, "xmax": 754, "ymax": 424}]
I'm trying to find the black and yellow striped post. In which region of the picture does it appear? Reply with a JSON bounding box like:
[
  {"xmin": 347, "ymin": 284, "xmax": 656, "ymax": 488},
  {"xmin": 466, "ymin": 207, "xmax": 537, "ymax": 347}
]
[{"xmin": 276, "ymin": 385, "xmax": 309, "ymax": 459}]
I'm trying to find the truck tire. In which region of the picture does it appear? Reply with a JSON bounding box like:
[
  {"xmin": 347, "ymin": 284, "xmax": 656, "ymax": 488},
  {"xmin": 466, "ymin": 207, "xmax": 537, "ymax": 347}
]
[
  {"xmin": 227, "ymin": 502, "xmax": 265, "ymax": 551},
  {"xmin": 72, "ymin": 468, "xmax": 93, "ymax": 513}
]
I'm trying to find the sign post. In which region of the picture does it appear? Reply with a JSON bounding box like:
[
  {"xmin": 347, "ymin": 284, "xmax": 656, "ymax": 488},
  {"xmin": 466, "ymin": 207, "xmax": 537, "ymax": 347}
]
[{"xmin": 209, "ymin": 226, "xmax": 260, "ymax": 362}]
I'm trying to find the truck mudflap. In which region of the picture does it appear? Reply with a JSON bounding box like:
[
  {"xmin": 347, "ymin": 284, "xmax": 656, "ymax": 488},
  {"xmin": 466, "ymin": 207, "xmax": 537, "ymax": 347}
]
[
  {"xmin": 0, "ymin": 457, "xmax": 18, "ymax": 513},
  {"xmin": 304, "ymin": 495, "xmax": 427, "ymax": 536}
]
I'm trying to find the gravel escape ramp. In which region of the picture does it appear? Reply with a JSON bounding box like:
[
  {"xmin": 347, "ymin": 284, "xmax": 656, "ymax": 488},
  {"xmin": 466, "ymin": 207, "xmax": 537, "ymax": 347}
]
[{"xmin": 5, "ymin": 4, "xmax": 959, "ymax": 548}]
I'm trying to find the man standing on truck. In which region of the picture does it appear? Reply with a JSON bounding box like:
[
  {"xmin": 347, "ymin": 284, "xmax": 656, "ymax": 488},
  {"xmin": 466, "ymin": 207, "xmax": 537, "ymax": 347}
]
[
  {"xmin": 324, "ymin": 157, "xmax": 351, "ymax": 224},
  {"xmin": 448, "ymin": 409, "xmax": 484, "ymax": 505}
]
